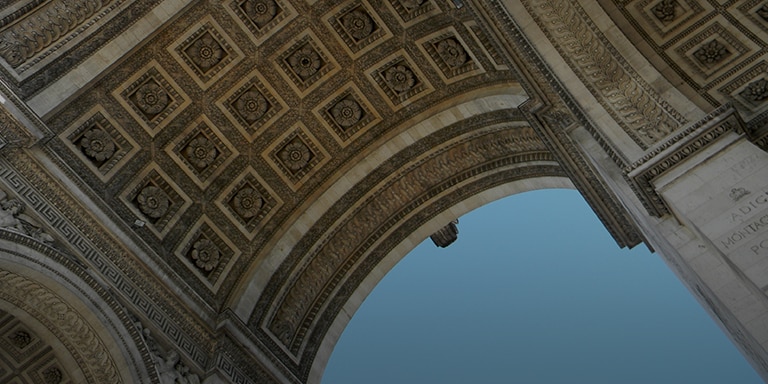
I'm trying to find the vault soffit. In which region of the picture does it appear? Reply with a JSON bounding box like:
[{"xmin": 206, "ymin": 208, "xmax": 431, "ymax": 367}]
[{"xmin": 8, "ymin": 0, "xmax": 526, "ymax": 312}]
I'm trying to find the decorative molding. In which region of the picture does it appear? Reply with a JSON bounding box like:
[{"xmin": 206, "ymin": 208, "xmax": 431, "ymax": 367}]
[
  {"xmin": 0, "ymin": 268, "xmax": 122, "ymax": 383},
  {"xmin": 521, "ymin": 0, "xmax": 687, "ymax": 149},
  {"xmin": 0, "ymin": 0, "xmax": 120, "ymax": 72},
  {"xmin": 0, "ymin": 153, "xmax": 212, "ymax": 369},
  {"xmin": 627, "ymin": 105, "xmax": 744, "ymax": 216}
]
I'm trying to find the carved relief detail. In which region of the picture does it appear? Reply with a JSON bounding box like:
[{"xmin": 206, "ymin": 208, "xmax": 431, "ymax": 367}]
[
  {"xmin": 315, "ymin": 83, "xmax": 381, "ymax": 146},
  {"xmin": 113, "ymin": 62, "xmax": 190, "ymax": 136},
  {"xmin": 0, "ymin": 0, "xmax": 115, "ymax": 70},
  {"xmin": 216, "ymin": 168, "xmax": 282, "ymax": 239},
  {"xmin": 419, "ymin": 29, "xmax": 483, "ymax": 83},
  {"xmin": 165, "ymin": 116, "xmax": 238, "ymax": 188},
  {"xmin": 523, "ymin": 0, "xmax": 686, "ymax": 148},
  {"xmin": 267, "ymin": 127, "xmax": 550, "ymax": 352},
  {"xmin": 276, "ymin": 32, "xmax": 338, "ymax": 95},
  {"xmin": 62, "ymin": 107, "xmax": 139, "ymax": 181},
  {"xmin": 218, "ymin": 70, "xmax": 287, "ymax": 141},
  {"xmin": 264, "ymin": 123, "xmax": 329, "ymax": 189},
  {"xmin": 226, "ymin": 0, "xmax": 295, "ymax": 44},
  {"xmin": 387, "ymin": 0, "xmax": 439, "ymax": 24},
  {"xmin": 326, "ymin": 1, "xmax": 391, "ymax": 57},
  {"xmin": 0, "ymin": 270, "xmax": 121, "ymax": 383},
  {"xmin": 121, "ymin": 165, "xmax": 192, "ymax": 238},
  {"xmin": 175, "ymin": 217, "xmax": 240, "ymax": 291},
  {"xmin": 370, "ymin": 53, "xmax": 432, "ymax": 109},
  {"xmin": 170, "ymin": 18, "xmax": 242, "ymax": 88}
]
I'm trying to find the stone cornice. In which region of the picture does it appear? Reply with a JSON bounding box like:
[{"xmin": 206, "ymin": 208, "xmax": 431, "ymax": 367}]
[{"xmin": 627, "ymin": 106, "xmax": 745, "ymax": 217}]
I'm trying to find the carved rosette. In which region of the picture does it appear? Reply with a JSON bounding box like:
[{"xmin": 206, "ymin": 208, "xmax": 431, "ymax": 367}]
[
  {"xmin": 694, "ymin": 40, "xmax": 729, "ymax": 68},
  {"xmin": 190, "ymin": 238, "xmax": 221, "ymax": 271},
  {"xmin": 217, "ymin": 169, "xmax": 281, "ymax": 237},
  {"xmin": 341, "ymin": 10, "xmax": 375, "ymax": 41},
  {"xmin": 278, "ymin": 141, "xmax": 313, "ymax": 172},
  {"xmin": 330, "ymin": 99, "xmax": 363, "ymax": 128},
  {"xmin": 166, "ymin": 117, "xmax": 237, "ymax": 188},
  {"xmin": 116, "ymin": 64, "xmax": 188, "ymax": 135},
  {"xmin": 136, "ymin": 186, "xmax": 170, "ymax": 219},
  {"xmin": 371, "ymin": 55, "xmax": 430, "ymax": 106},
  {"xmin": 277, "ymin": 33, "xmax": 338, "ymax": 94},
  {"xmin": 651, "ymin": 0, "xmax": 678, "ymax": 24},
  {"xmin": 234, "ymin": 89, "xmax": 270, "ymax": 125},
  {"xmin": 328, "ymin": 2, "xmax": 389, "ymax": 56},
  {"xmin": 267, "ymin": 125, "xmax": 328, "ymax": 187},
  {"xmin": 219, "ymin": 75, "xmax": 287, "ymax": 140},
  {"xmin": 63, "ymin": 109, "xmax": 138, "ymax": 180},
  {"xmin": 123, "ymin": 167, "xmax": 191, "ymax": 237},
  {"xmin": 172, "ymin": 21, "xmax": 240, "ymax": 87},
  {"xmin": 242, "ymin": 0, "xmax": 280, "ymax": 28},
  {"xmin": 740, "ymin": 79, "xmax": 768, "ymax": 104},
  {"xmin": 177, "ymin": 219, "xmax": 238, "ymax": 286},
  {"xmin": 420, "ymin": 32, "xmax": 480, "ymax": 81}
]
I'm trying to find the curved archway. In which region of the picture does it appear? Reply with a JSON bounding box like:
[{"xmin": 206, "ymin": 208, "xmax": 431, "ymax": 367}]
[
  {"xmin": 0, "ymin": 233, "xmax": 156, "ymax": 384},
  {"xmin": 320, "ymin": 189, "xmax": 763, "ymax": 384}
]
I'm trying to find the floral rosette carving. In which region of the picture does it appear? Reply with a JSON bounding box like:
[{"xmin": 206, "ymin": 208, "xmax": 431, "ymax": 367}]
[
  {"xmin": 400, "ymin": 0, "xmax": 424, "ymax": 10},
  {"xmin": 741, "ymin": 79, "xmax": 768, "ymax": 103},
  {"xmin": 233, "ymin": 187, "xmax": 263, "ymax": 219},
  {"xmin": 133, "ymin": 81, "xmax": 169, "ymax": 116},
  {"xmin": 694, "ymin": 40, "xmax": 728, "ymax": 66},
  {"xmin": 183, "ymin": 137, "xmax": 218, "ymax": 169},
  {"xmin": 288, "ymin": 45, "xmax": 322, "ymax": 79},
  {"xmin": 331, "ymin": 99, "xmax": 363, "ymax": 128},
  {"xmin": 341, "ymin": 10, "xmax": 374, "ymax": 41},
  {"xmin": 80, "ymin": 128, "xmax": 116, "ymax": 161},
  {"xmin": 234, "ymin": 89, "xmax": 269, "ymax": 124},
  {"xmin": 136, "ymin": 186, "xmax": 170, "ymax": 219},
  {"xmin": 187, "ymin": 32, "xmax": 225, "ymax": 72},
  {"xmin": 652, "ymin": 0, "xmax": 676, "ymax": 23},
  {"xmin": 279, "ymin": 141, "xmax": 311, "ymax": 171},
  {"xmin": 190, "ymin": 238, "xmax": 220, "ymax": 271},
  {"xmin": 243, "ymin": 0, "xmax": 278, "ymax": 26},
  {"xmin": 437, "ymin": 38, "xmax": 467, "ymax": 68},
  {"xmin": 42, "ymin": 367, "xmax": 63, "ymax": 384},
  {"xmin": 384, "ymin": 65, "xmax": 416, "ymax": 93}
]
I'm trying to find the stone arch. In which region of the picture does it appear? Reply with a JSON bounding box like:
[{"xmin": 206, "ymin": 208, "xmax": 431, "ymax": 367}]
[
  {"xmin": 306, "ymin": 177, "xmax": 574, "ymax": 383},
  {"xmin": 0, "ymin": 232, "xmax": 156, "ymax": 384},
  {"xmin": 228, "ymin": 86, "xmax": 574, "ymax": 380}
]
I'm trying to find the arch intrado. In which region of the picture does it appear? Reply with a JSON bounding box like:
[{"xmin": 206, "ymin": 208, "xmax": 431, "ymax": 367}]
[
  {"xmin": 1, "ymin": 0, "xmax": 768, "ymax": 382},
  {"xmin": 0, "ymin": 233, "xmax": 156, "ymax": 384}
]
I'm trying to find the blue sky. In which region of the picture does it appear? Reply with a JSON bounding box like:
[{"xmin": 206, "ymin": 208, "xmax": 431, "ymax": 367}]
[{"xmin": 322, "ymin": 189, "xmax": 762, "ymax": 383}]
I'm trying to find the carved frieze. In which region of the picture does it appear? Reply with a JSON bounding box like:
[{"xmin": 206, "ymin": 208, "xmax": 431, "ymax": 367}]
[
  {"xmin": 0, "ymin": 270, "xmax": 122, "ymax": 383},
  {"xmin": 0, "ymin": 0, "xmax": 118, "ymax": 72},
  {"xmin": 523, "ymin": 0, "xmax": 686, "ymax": 149},
  {"xmin": 264, "ymin": 125, "xmax": 552, "ymax": 355}
]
